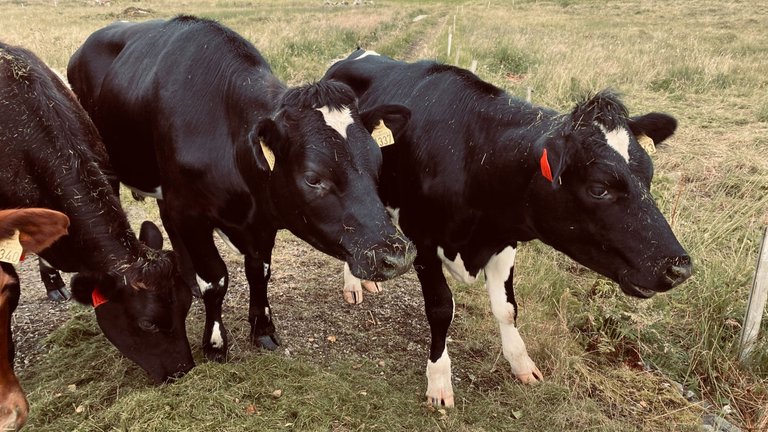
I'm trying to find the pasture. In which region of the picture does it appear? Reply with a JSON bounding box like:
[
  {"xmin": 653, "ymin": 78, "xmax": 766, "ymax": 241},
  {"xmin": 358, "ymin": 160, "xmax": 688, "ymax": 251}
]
[{"xmin": 3, "ymin": 0, "xmax": 767, "ymax": 430}]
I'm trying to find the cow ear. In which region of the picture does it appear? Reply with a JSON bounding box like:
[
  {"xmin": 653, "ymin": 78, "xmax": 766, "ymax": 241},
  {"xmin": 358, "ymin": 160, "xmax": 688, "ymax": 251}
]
[
  {"xmin": 70, "ymin": 273, "xmax": 117, "ymax": 307},
  {"xmin": 360, "ymin": 104, "xmax": 411, "ymax": 139},
  {"xmin": 539, "ymin": 135, "xmax": 575, "ymax": 190},
  {"xmin": 627, "ymin": 112, "xmax": 677, "ymax": 149},
  {"xmin": 138, "ymin": 221, "xmax": 163, "ymax": 250},
  {"xmin": 246, "ymin": 119, "xmax": 281, "ymax": 172},
  {"xmin": 0, "ymin": 208, "xmax": 69, "ymax": 254}
]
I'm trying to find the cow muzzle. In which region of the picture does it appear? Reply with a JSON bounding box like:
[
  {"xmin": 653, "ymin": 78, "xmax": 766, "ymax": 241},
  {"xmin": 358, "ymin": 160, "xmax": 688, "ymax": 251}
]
[
  {"xmin": 619, "ymin": 255, "xmax": 692, "ymax": 299},
  {"xmin": 348, "ymin": 237, "xmax": 416, "ymax": 282}
]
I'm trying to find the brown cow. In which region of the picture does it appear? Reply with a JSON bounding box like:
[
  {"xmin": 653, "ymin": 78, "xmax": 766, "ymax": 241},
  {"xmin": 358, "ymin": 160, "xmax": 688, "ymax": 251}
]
[{"xmin": 0, "ymin": 208, "xmax": 69, "ymax": 431}]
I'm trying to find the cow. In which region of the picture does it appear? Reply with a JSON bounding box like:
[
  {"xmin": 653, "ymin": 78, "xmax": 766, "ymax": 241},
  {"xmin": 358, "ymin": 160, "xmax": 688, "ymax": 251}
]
[
  {"xmin": 0, "ymin": 208, "xmax": 69, "ymax": 430},
  {"xmin": 0, "ymin": 42, "xmax": 194, "ymax": 386},
  {"xmin": 323, "ymin": 50, "xmax": 693, "ymax": 407},
  {"xmin": 66, "ymin": 16, "xmax": 416, "ymax": 362}
]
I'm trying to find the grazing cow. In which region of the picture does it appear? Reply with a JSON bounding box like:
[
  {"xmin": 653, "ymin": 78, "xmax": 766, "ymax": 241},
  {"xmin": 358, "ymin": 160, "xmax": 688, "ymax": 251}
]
[
  {"xmin": 0, "ymin": 208, "xmax": 69, "ymax": 431},
  {"xmin": 67, "ymin": 16, "xmax": 415, "ymax": 362},
  {"xmin": 324, "ymin": 50, "xmax": 692, "ymax": 406},
  {"xmin": 0, "ymin": 42, "xmax": 194, "ymax": 385}
]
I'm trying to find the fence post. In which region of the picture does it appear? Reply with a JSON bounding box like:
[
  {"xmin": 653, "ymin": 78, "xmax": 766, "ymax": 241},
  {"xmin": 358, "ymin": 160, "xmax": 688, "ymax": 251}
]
[{"xmin": 739, "ymin": 227, "xmax": 768, "ymax": 363}]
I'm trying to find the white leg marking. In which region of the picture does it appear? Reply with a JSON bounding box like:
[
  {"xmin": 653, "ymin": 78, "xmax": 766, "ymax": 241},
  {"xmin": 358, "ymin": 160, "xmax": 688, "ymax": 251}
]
[
  {"xmin": 263, "ymin": 263, "xmax": 270, "ymax": 278},
  {"xmin": 596, "ymin": 122, "xmax": 630, "ymax": 163},
  {"xmin": 437, "ymin": 246, "xmax": 478, "ymax": 284},
  {"xmin": 126, "ymin": 185, "xmax": 163, "ymax": 200},
  {"xmin": 353, "ymin": 50, "xmax": 380, "ymax": 60},
  {"xmin": 196, "ymin": 274, "xmax": 213, "ymax": 294},
  {"xmin": 342, "ymin": 262, "xmax": 364, "ymax": 304},
  {"xmin": 210, "ymin": 321, "xmax": 224, "ymax": 348},
  {"xmin": 484, "ymin": 246, "xmax": 542, "ymax": 383},
  {"xmin": 214, "ymin": 228, "xmax": 242, "ymax": 255},
  {"xmin": 316, "ymin": 105, "xmax": 353, "ymax": 139},
  {"xmin": 425, "ymin": 346, "xmax": 454, "ymax": 407}
]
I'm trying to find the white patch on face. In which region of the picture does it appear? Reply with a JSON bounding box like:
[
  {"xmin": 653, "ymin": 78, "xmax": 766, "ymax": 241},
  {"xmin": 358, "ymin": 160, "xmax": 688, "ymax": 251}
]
[
  {"xmin": 126, "ymin": 185, "xmax": 163, "ymax": 200},
  {"xmin": 596, "ymin": 122, "xmax": 630, "ymax": 163},
  {"xmin": 214, "ymin": 228, "xmax": 242, "ymax": 255},
  {"xmin": 210, "ymin": 321, "xmax": 224, "ymax": 348},
  {"xmin": 483, "ymin": 246, "xmax": 542, "ymax": 381},
  {"xmin": 425, "ymin": 346, "xmax": 454, "ymax": 407},
  {"xmin": 354, "ymin": 50, "xmax": 380, "ymax": 60},
  {"xmin": 316, "ymin": 105, "xmax": 353, "ymax": 139},
  {"xmin": 196, "ymin": 274, "xmax": 212, "ymax": 294},
  {"xmin": 437, "ymin": 246, "xmax": 478, "ymax": 284}
]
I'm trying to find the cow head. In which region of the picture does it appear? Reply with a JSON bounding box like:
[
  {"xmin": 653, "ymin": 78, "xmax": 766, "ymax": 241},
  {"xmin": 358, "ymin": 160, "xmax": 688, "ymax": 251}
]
[
  {"xmin": 237, "ymin": 81, "xmax": 416, "ymax": 282},
  {"xmin": 71, "ymin": 221, "xmax": 194, "ymax": 383},
  {"xmin": 526, "ymin": 90, "xmax": 691, "ymax": 298}
]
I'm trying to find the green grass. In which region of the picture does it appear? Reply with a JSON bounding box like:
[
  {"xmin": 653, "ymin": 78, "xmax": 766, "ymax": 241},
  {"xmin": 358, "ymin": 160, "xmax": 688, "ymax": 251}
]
[{"xmin": 4, "ymin": 0, "xmax": 768, "ymax": 430}]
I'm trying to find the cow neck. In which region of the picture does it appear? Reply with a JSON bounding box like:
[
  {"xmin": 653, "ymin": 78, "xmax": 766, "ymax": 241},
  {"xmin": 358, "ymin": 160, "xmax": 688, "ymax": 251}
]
[{"xmin": 30, "ymin": 79, "xmax": 142, "ymax": 272}]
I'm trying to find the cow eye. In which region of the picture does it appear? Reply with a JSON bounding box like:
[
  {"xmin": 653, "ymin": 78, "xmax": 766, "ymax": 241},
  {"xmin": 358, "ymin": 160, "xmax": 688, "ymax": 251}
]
[
  {"xmin": 304, "ymin": 172, "xmax": 323, "ymax": 189},
  {"xmin": 587, "ymin": 184, "xmax": 611, "ymax": 200},
  {"xmin": 138, "ymin": 319, "xmax": 160, "ymax": 333}
]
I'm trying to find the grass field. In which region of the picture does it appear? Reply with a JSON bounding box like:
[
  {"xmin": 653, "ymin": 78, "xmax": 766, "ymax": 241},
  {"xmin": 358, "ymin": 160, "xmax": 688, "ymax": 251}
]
[{"xmin": 3, "ymin": 0, "xmax": 768, "ymax": 430}]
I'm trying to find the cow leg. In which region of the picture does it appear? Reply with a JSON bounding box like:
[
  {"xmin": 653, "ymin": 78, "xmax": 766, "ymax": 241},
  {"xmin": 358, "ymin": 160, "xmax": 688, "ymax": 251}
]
[
  {"xmin": 160, "ymin": 205, "xmax": 230, "ymax": 362},
  {"xmin": 416, "ymin": 250, "xmax": 456, "ymax": 407},
  {"xmin": 158, "ymin": 201, "xmax": 202, "ymax": 298},
  {"xmin": 245, "ymin": 247, "xmax": 279, "ymax": 350},
  {"xmin": 484, "ymin": 246, "xmax": 542, "ymax": 383},
  {"xmin": 0, "ymin": 263, "xmax": 28, "ymax": 430},
  {"xmin": 38, "ymin": 257, "xmax": 70, "ymax": 301}
]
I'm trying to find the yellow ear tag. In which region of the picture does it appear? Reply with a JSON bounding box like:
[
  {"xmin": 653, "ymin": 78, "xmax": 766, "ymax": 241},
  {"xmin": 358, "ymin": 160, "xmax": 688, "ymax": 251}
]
[
  {"xmin": 259, "ymin": 137, "xmax": 276, "ymax": 171},
  {"xmin": 371, "ymin": 120, "xmax": 395, "ymax": 147},
  {"xmin": 0, "ymin": 230, "xmax": 23, "ymax": 265},
  {"xmin": 636, "ymin": 134, "xmax": 656, "ymax": 155}
]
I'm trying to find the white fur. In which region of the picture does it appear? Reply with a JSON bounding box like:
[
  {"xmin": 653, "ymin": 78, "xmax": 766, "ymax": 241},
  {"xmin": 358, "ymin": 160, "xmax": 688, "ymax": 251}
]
[
  {"xmin": 316, "ymin": 105, "xmax": 353, "ymax": 139},
  {"xmin": 354, "ymin": 50, "xmax": 380, "ymax": 60},
  {"xmin": 210, "ymin": 321, "xmax": 224, "ymax": 348},
  {"xmin": 597, "ymin": 122, "xmax": 630, "ymax": 163},
  {"xmin": 437, "ymin": 246, "xmax": 478, "ymax": 284},
  {"xmin": 425, "ymin": 346, "xmax": 454, "ymax": 407},
  {"xmin": 196, "ymin": 274, "xmax": 212, "ymax": 294},
  {"xmin": 484, "ymin": 246, "xmax": 542, "ymax": 382},
  {"xmin": 127, "ymin": 185, "xmax": 163, "ymax": 200},
  {"xmin": 263, "ymin": 263, "xmax": 270, "ymax": 278},
  {"xmin": 214, "ymin": 228, "xmax": 242, "ymax": 254}
]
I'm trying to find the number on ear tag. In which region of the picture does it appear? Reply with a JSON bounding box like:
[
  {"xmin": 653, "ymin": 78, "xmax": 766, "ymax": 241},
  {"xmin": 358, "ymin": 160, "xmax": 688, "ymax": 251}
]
[
  {"xmin": 636, "ymin": 134, "xmax": 656, "ymax": 155},
  {"xmin": 259, "ymin": 137, "xmax": 276, "ymax": 171},
  {"xmin": 0, "ymin": 230, "xmax": 23, "ymax": 265},
  {"xmin": 371, "ymin": 120, "xmax": 395, "ymax": 147}
]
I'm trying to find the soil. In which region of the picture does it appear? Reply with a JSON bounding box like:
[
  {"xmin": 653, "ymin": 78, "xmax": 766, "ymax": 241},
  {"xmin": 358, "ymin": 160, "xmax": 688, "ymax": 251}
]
[{"xmin": 11, "ymin": 200, "xmax": 431, "ymax": 375}]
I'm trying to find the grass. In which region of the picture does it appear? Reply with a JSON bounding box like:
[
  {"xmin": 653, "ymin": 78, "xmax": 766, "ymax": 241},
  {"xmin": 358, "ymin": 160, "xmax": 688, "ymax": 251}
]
[{"xmin": 3, "ymin": 0, "xmax": 768, "ymax": 430}]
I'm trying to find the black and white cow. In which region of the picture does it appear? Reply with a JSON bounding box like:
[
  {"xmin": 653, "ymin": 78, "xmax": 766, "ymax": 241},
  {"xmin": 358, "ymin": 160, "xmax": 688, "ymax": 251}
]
[
  {"xmin": 67, "ymin": 17, "xmax": 415, "ymax": 362},
  {"xmin": 0, "ymin": 42, "xmax": 194, "ymax": 384},
  {"xmin": 324, "ymin": 50, "xmax": 692, "ymax": 406}
]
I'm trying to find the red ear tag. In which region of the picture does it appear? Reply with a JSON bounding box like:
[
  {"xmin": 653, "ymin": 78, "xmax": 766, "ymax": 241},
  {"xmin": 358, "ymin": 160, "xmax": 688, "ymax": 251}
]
[
  {"xmin": 540, "ymin": 149, "xmax": 553, "ymax": 182},
  {"xmin": 92, "ymin": 287, "xmax": 108, "ymax": 308},
  {"xmin": 19, "ymin": 252, "xmax": 25, "ymax": 262}
]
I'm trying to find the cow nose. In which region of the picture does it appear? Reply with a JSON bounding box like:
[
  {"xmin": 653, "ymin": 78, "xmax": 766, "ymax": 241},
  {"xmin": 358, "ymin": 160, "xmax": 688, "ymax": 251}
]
[{"xmin": 663, "ymin": 255, "xmax": 692, "ymax": 287}]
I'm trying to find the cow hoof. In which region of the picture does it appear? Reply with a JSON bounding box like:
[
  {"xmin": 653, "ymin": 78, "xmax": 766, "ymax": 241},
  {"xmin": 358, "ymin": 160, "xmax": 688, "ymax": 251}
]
[
  {"xmin": 342, "ymin": 290, "xmax": 363, "ymax": 305},
  {"xmin": 46, "ymin": 287, "xmax": 71, "ymax": 301},
  {"xmin": 203, "ymin": 346, "xmax": 228, "ymax": 363},
  {"xmin": 515, "ymin": 366, "xmax": 544, "ymax": 384},
  {"xmin": 252, "ymin": 334, "xmax": 280, "ymax": 351},
  {"xmin": 426, "ymin": 393, "xmax": 455, "ymax": 408},
  {"xmin": 361, "ymin": 280, "xmax": 381, "ymax": 293}
]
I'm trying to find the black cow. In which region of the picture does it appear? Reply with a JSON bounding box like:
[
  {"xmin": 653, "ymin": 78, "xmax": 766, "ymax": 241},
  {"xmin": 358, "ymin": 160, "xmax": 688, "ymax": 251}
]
[
  {"xmin": 67, "ymin": 17, "xmax": 415, "ymax": 362},
  {"xmin": 0, "ymin": 42, "xmax": 194, "ymax": 385},
  {"xmin": 324, "ymin": 50, "xmax": 692, "ymax": 406}
]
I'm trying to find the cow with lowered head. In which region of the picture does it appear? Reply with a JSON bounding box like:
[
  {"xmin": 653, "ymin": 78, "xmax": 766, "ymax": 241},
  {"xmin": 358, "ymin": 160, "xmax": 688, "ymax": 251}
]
[
  {"xmin": 324, "ymin": 50, "xmax": 692, "ymax": 406},
  {"xmin": 0, "ymin": 42, "xmax": 194, "ymax": 385},
  {"xmin": 66, "ymin": 17, "xmax": 415, "ymax": 362}
]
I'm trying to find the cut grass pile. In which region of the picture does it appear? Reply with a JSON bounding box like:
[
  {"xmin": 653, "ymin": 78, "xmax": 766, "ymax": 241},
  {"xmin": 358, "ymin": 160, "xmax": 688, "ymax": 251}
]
[{"xmin": 2, "ymin": 0, "xmax": 767, "ymax": 430}]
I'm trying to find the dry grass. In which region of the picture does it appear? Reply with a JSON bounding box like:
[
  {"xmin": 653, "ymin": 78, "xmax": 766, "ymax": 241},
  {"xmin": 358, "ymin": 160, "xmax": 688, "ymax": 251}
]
[{"xmin": 2, "ymin": 0, "xmax": 767, "ymax": 430}]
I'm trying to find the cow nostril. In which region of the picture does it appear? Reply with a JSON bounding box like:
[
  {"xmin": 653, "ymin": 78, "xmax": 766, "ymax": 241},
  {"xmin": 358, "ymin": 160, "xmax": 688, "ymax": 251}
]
[{"xmin": 664, "ymin": 255, "xmax": 692, "ymax": 285}]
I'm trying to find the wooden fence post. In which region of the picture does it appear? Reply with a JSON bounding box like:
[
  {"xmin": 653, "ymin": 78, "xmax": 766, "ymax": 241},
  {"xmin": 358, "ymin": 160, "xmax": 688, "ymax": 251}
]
[{"xmin": 739, "ymin": 227, "xmax": 768, "ymax": 363}]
